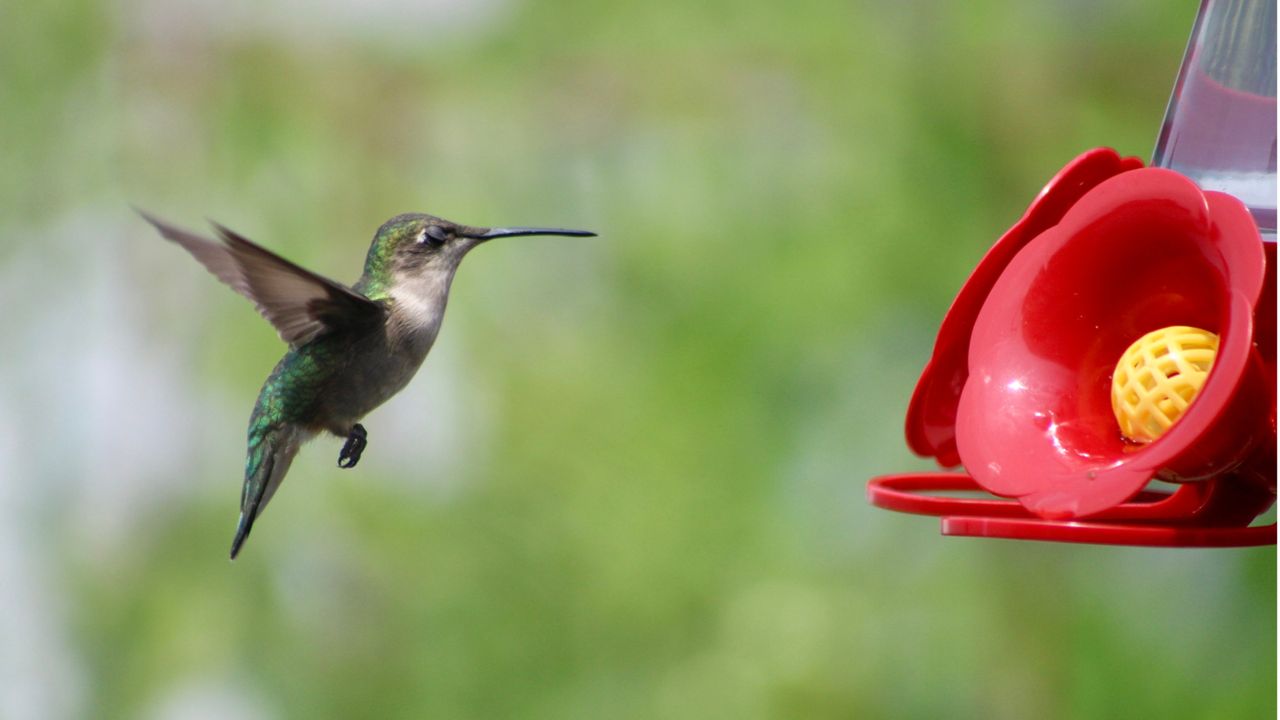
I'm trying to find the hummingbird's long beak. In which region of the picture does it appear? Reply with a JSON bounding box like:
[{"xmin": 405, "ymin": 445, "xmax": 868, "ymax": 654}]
[{"xmin": 469, "ymin": 227, "xmax": 597, "ymax": 240}]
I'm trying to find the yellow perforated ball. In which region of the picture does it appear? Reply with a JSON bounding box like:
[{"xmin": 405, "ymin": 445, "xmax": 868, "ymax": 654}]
[{"xmin": 1111, "ymin": 326, "xmax": 1219, "ymax": 443}]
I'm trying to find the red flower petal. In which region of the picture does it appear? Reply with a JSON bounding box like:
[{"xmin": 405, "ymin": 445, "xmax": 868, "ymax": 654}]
[{"xmin": 906, "ymin": 149, "xmax": 1143, "ymax": 466}]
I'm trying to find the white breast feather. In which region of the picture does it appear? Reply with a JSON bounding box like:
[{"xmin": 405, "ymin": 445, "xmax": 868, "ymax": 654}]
[{"xmin": 389, "ymin": 268, "xmax": 453, "ymax": 349}]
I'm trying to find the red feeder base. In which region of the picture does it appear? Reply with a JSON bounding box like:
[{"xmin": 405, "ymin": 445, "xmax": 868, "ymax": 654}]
[{"xmin": 867, "ymin": 473, "xmax": 1276, "ymax": 548}]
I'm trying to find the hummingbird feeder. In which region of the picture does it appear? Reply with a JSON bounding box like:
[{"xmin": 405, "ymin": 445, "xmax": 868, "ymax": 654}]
[{"xmin": 866, "ymin": 0, "xmax": 1278, "ymax": 547}]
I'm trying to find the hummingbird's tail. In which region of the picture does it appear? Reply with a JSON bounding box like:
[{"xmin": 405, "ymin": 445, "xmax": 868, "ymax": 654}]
[{"xmin": 231, "ymin": 423, "xmax": 305, "ymax": 560}]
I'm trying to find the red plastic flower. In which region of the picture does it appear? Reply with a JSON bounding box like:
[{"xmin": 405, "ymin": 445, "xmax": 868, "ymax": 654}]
[
  {"xmin": 907, "ymin": 149, "xmax": 1145, "ymax": 467},
  {"xmin": 906, "ymin": 148, "xmax": 1273, "ymax": 519}
]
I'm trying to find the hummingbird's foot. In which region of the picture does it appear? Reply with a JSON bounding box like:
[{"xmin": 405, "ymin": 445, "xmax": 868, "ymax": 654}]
[{"xmin": 338, "ymin": 424, "xmax": 367, "ymax": 469}]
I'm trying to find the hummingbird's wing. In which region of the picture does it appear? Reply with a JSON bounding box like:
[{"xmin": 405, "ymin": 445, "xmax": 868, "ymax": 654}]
[{"xmin": 140, "ymin": 212, "xmax": 385, "ymax": 346}]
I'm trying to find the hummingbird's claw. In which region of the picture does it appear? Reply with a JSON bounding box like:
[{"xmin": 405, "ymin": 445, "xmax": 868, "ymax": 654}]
[{"xmin": 338, "ymin": 424, "xmax": 368, "ymax": 469}]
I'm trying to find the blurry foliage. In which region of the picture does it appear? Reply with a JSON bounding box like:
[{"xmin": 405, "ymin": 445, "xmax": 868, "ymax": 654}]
[{"xmin": 0, "ymin": 0, "xmax": 1274, "ymax": 718}]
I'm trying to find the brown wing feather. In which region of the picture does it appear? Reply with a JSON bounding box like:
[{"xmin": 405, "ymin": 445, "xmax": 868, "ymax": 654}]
[{"xmin": 139, "ymin": 211, "xmax": 384, "ymax": 346}]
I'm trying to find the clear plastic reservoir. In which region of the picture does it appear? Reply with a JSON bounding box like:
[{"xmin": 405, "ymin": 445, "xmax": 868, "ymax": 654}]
[{"xmin": 1153, "ymin": 0, "xmax": 1277, "ymax": 235}]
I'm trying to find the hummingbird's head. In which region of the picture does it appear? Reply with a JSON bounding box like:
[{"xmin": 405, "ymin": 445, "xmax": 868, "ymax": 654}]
[{"xmin": 358, "ymin": 213, "xmax": 595, "ymax": 299}]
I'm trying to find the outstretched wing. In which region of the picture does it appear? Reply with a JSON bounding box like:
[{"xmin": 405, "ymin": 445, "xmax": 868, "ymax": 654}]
[{"xmin": 140, "ymin": 210, "xmax": 384, "ymax": 346}]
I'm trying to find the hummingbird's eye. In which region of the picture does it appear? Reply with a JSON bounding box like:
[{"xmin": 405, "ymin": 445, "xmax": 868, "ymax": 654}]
[{"xmin": 420, "ymin": 225, "xmax": 449, "ymax": 246}]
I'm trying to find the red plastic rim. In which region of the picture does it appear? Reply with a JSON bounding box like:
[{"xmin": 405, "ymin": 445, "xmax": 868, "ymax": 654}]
[
  {"xmin": 941, "ymin": 515, "xmax": 1276, "ymax": 547},
  {"xmin": 867, "ymin": 472, "xmax": 1211, "ymax": 520},
  {"xmin": 867, "ymin": 472, "xmax": 1276, "ymax": 547}
]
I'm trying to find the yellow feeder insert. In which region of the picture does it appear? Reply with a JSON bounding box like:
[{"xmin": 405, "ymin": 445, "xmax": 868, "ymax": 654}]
[{"xmin": 1111, "ymin": 326, "xmax": 1219, "ymax": 443}]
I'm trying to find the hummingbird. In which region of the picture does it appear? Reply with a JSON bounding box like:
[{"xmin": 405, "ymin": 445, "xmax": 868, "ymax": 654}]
[{"xmin": 140, "ymin": 210, "xmax": 596, "ymax": 559}]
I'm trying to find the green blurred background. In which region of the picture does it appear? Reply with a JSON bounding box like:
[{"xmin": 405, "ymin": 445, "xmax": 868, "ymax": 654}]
[{"xmin": 1, "ymin": 0, "xmax": 1274, "ymax": 718}]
